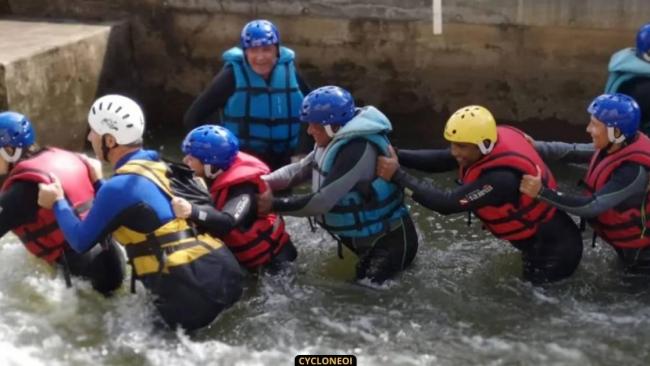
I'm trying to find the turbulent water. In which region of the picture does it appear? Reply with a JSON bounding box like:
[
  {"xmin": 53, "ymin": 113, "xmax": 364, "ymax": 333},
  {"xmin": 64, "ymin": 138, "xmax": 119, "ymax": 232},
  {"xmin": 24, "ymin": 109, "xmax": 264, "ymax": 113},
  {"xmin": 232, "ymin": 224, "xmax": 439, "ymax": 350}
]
[{"xmin": 2, "ymin": 158, "xmax": 650, "ymax": 366}]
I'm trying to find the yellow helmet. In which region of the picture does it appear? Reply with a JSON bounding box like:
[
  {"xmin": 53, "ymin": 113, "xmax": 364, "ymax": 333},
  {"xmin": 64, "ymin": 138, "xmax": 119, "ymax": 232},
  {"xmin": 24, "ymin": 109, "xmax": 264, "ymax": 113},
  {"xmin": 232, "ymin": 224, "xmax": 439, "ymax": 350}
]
[{"xmin": 443, "ymin": 105, "xmax": 497, "ymax": 154}]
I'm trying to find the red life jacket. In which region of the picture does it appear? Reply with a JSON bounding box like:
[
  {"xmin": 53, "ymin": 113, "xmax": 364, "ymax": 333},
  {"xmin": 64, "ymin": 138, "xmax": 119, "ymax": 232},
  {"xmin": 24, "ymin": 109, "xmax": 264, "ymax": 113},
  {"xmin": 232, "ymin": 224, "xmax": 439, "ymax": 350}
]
[
  {"xmin": 209, "ymin": 152, "xmax": 290, "ymax": 269},
  {"xmin": 1, "ymin": 148, "xmax": 95, "ymax": 263},
  {"xmin": 583, "ymin": 133, "xmax": 650, "ymax": 249},
  {"xmin": 461, "ymin": 126, "xmax": 557, "ymax": 241}
]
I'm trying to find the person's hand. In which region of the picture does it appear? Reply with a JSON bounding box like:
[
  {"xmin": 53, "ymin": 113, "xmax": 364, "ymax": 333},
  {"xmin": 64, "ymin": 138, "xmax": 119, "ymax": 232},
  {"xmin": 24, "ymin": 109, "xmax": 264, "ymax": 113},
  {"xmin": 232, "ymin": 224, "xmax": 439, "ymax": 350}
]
[
  {"xmin": 38, "ymin": 174, "xmax": 65, "ymax": 209},
  {"xmin": 257, "ymin": 189, "xmax": 274, "ymax": 216},
  {"xmin": 79, "ymin": 153, "xmax": 103, "ymax": 183},
  {"xmin": 171, "ymin": 197, "xmax": 192, "ymax": 219},
  {"xmin": 376, "ymin": 145, "xmax": 400, "ymax": 181},
  {"xmin": 520, "ymin": 165, "xmax": 543, "ymax": 198}
]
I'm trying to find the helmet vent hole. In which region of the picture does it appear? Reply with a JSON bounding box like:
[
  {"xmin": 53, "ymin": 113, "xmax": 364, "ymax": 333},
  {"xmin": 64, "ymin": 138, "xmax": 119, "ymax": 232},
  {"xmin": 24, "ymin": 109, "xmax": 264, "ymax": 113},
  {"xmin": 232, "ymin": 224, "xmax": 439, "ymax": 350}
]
[
  {"xmin": 115, "ymin": 106, "xmax": 122, "ymax": 113},
  {"xmin": 107, "ymin": 102, "xmax": 112, "ymax": 110},
  {"xmin": 122, "ymin": 114, "xmax": 130, "ymax": 120},
  {"xmin": 452, "ymin": 129, "xmax": 457, "ymax": 134},
  {"xmin": 126, "ymin": 124, "xmax": 133, "ymax": 128},
  {"xmin": 99, "ymin": 102, "xmax": 103, "ymax": 111},
  {"xmin": 92, "ymin": 107, "xmax": 96, "ymax": 115}
]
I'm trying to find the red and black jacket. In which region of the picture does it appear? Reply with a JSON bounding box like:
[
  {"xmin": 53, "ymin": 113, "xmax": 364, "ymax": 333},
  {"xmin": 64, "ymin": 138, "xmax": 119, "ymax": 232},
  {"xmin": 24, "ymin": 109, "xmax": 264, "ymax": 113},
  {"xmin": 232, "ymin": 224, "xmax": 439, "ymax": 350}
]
[
  {"xmin": 584, "ymin": 133, "xmax": 650, "ymax": 249},
  {"xmin": 461, "ymin": 126, "xmax": 557, "ymax": 241},
  {"xmin": 209, "ymin": 152, "xmax": 290, "ymax": 269},
  {"xmin": 1, "ymin": 148, "xmax": 95, "ymax": 262}
]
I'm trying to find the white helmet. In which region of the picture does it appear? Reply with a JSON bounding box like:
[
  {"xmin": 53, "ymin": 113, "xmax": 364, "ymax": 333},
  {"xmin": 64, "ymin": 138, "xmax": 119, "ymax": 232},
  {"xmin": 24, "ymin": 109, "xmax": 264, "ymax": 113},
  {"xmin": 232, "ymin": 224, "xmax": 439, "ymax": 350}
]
[{"xmin": 88, "ymin": 94, "xmax": 145, "ymax": 145}]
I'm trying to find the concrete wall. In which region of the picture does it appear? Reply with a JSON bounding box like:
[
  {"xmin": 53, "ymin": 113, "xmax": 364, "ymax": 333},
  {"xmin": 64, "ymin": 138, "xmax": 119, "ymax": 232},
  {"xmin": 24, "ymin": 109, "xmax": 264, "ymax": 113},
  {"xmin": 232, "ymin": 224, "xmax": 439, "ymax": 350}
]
[
  {"xmin": 5, "ymin": 0, "xmax": 650, "ymax": 143},
  {"xmin": 0, "ymin": 20, "xmax": 133, "ymax": 150}
]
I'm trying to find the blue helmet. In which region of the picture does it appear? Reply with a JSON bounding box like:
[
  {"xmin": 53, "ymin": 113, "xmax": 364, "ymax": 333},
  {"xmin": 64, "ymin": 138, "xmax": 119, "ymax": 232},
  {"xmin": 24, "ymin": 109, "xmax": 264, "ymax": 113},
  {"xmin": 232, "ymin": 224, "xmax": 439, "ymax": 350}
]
[
  {"xmin": 182, "ymin": 125, "xmax": 239, "ymax": 170},
  {"xmin": 587, "ymin": 93, "xmax": 640, "ymax": 142},
  {"xmin": 0, "ymin": 111, "xmax": 35, "ymax": 148},
  {"xmin": 299, "ymin": 86, "xmax": 356, "ymax": 125},
  {"xmin": 636, "ymin": 22, "xmax": 650, "ymax": 60},
  {"xmin": 240, "ymin": 19, "xmax": 280, "ymax": 49}
]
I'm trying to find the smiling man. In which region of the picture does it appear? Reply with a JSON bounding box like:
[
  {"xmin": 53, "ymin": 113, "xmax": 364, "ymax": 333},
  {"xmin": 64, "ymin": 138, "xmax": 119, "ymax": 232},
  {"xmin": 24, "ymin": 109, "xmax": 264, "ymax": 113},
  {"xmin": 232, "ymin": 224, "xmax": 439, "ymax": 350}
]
[{"xmin": 183, "ymin": 19, "xmax": 311, "ymax": 170}]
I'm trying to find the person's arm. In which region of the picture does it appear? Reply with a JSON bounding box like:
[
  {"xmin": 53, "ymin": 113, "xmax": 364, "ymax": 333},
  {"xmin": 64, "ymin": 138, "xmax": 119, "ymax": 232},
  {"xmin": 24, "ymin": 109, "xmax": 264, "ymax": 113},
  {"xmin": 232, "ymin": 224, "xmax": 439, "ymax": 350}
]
[
  {"xmin": 0, "ymin": 181, "xmax": 39, "ymax": 237},
  {"xmin": 272, "ymin": 140, "xmax": 376, "ymax": 216},
  {"xmin": 51, "ymin": 177, "xmax": 150, "ymax": 252},
  {"xmin": 392, "ymin": 168, "xmax": 520, "ymax": 214},
  {"xmin": 397, "ymin": 148, "xmax": 458, "ymax": 172},
  {"xmin": 536, "ymin": 163, "xmax": 647, "ymax": 218},
  {"xmin": 532, "ymin": 141, "xmax": 594, "ymax": 164},
  {"xmin": 263, "ymin": 151, "xmax": 315, "ymax": 191},
  {"xmin": 189, "ymin": 183, "xmax": 256, "ymax": 236},
  {"xmin": 183, "ymin": 65, "xmax": 236, "ymax": 130}
]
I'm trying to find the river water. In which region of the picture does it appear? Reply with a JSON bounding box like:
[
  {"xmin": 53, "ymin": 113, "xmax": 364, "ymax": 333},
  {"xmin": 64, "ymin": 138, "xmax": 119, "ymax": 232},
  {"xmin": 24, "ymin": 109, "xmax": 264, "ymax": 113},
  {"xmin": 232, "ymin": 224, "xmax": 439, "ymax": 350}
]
[{"xmin": 1, "ymin": 143, "xmax": 649, "ymax": 366}]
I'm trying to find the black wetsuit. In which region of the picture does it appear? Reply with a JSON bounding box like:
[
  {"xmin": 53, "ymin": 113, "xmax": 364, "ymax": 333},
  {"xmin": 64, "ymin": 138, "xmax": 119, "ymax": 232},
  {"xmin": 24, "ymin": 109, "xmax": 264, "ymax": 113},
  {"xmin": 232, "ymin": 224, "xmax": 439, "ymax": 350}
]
[
  {"xmin": 0, "ymin": 180, "xmax": 124, "ymax": 294},
  {"xmin": 187, "ymin": 182, "xmax": 297, "ymax": 272},
  {"xmin": 395, "ymin": 148, "xmax": 583, "ymax": 284},
  {"xmin": 183, "ymin": 65, "xmax": 313, "ymax": 170},
  {"xmin": 617, "ymin": 77, "xmax": 650, "ymax": 135},
  {"xmin": 265, "ymin": 140, "xmax": 419, "ymax": 284}
]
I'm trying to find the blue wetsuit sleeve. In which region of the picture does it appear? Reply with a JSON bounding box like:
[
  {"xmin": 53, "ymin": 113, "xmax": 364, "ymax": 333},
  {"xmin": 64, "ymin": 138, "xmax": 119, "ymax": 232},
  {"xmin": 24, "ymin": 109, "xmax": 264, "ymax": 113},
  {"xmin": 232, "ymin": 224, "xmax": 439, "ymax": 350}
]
[{"xmin": 52, "ymin": 175, "xmax": 169, "ymax": 252}]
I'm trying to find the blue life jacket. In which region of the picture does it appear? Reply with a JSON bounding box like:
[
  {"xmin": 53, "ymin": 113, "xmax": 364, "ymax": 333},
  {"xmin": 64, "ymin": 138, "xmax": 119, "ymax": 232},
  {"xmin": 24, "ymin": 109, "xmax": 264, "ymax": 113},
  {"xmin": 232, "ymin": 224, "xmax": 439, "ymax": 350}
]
[
  {"xmin": 221, "ymin": 46, "xmax": 304, "ymax": 155},
  {"xmin": 312, "ymin": 107, "xmax": 409, "ymax": 238},
  {"xmin": 605, "ymin": 48, "xmax": 650, "ymax": 93}
]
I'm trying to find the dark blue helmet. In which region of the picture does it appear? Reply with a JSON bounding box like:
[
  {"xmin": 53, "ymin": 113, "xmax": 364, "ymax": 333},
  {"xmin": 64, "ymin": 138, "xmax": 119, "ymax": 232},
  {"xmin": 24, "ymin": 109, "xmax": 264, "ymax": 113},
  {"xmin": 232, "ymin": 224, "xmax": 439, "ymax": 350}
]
[
  {"xmin": 240, "ymin": 19, "xmax": 280, "ymax": 49},
  {"xmin": 587, "ymin": 93, "xmax": 640, "ymax": 142},
  {"xmin": 299, "ymin": 86, "xmax": 356, "ymax": 125},
  {"xmin": 181, "ymin": 125, "xmax": 239, "ymax": 170},
  {"xmin": 0, "ymin": 111, "xmax": 35, "ymax": 148},
  {"xmin": 636, "ymin": 22, "xmax": 650, "ymax": 60}
]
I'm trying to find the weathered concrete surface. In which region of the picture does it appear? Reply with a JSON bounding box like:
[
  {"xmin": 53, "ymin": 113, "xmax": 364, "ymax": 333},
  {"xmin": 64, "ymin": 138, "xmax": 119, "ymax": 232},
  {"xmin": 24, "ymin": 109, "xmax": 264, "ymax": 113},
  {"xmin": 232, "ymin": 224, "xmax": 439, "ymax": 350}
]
[
  {"xmin": 0, "ymin": 19, "xmax": 132, "ymax": 150},
  {"xmin": 5, "ymin": 1, "xmax": 650, "ymax": 142}
]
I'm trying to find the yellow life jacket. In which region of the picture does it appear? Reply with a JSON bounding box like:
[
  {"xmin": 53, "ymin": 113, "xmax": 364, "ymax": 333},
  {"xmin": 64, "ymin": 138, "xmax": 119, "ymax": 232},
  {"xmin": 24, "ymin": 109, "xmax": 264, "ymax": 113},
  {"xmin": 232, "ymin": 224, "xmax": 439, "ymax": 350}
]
[{"xmin": 113, "ymin": 159, "xmax": 223, "ymax": 276}]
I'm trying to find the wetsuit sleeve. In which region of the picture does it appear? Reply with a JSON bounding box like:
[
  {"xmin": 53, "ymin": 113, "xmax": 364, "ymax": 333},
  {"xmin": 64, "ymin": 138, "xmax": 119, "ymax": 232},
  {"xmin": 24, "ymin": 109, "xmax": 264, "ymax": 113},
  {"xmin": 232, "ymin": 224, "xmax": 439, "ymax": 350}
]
[
  {"xmin": 183, "ymin": 65, "xmax": 236, "ymax": 130},
  {"xmin": 52, "ymin": 176, "xmax": 165, "ymax": 253},
  {"xmin": 392, "ymin": 168, "xmax": 520, "ymax": 214},
  {"xmin": 397, "ymin": 148, "xmax": 458, "ymax": 172},
  {"xmin": 189, "ymin": 183, "xmax": 256, "ymax": 236},
  {"xmin": 533, "ymin": 141, "xmax": 594, "ymax": 164},
  {"xmin": 537, "ymin": 163, "xmax": 648, "ymax": 218},
  {"xmin": 272, "ymin": 140, "xmax": 376, "ymax": 216},
  {"xmin": 0, "ymin": 181, "xmax": 39, "ymax": 237},
  {"xmin": 618, "ymin": 78, "xmax": 650, "ymax": 132},
  {"xmin": 263, "ymin": 151, "xmax": 315, "ymax": 191}
]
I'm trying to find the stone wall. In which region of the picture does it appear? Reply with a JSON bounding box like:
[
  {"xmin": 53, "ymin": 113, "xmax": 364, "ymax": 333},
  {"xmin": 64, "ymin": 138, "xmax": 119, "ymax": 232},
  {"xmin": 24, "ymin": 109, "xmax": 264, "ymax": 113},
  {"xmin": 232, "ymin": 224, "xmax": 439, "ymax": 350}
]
[{"xmin": 5, "ymin": 0, "xmax": 650, "ymax": 142}]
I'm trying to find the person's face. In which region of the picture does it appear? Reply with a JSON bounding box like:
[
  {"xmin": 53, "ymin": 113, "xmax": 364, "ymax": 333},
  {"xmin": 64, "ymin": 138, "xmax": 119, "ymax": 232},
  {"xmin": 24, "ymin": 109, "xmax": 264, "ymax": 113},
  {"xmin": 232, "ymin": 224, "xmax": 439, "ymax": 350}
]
[
  {"xmin": 245, "ymin": 45, "xmax": 278, "ymax": 78},
  {"xmin": 183, "ymin": 154, "xmax": 205, "ymax": 177},
  {"xmin": 307, "ymin": 123, "xmax": 332, "ymax": 148},
  {"xmin": 450, "ymin": 142, "xmax": 483, "ymax": 168},
  {"xmin": 586, "ymin": 116, "xmax": 611, "ymax": 150}
]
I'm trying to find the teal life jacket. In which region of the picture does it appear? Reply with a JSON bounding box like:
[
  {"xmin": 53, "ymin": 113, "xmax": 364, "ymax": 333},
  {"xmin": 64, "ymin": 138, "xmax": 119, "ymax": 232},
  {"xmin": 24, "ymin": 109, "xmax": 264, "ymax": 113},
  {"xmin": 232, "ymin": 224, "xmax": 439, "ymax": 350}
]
[
  {"xmin": 221, "ymin": 46, "xmax": 304, "ymax": 155},
  {"xmin": 312, "ymin": 107, "xmax": 408, "ymax": 238},
  {"xmin": 605, "ymin": 48, "xmax": 650, "ymax": 93}
]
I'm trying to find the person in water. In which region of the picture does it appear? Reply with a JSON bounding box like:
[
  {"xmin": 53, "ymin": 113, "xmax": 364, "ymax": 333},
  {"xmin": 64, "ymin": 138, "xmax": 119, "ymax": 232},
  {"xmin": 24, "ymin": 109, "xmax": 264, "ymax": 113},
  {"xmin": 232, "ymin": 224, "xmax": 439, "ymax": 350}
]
[
  {"xmin": 172, "ymin": 124, "xmax": 297, "ymax": 273},
  {"xmin": 258, "ymin": 85, "xmax": 419, "ymax": 285},
  {"xmin": 38, "ymin": 94, "xmax": 243, "ymax": 331},
  {"xmin": 376, "ymin": 105, "xmax": 583, "ymax": 284},
  {"xmin": 521, "ymin": 93, "xmax": 650, "ymax": 274},
  {"xmin": 183, "ymin": 19, "xmax": 312, "ymax": 170},
  {"xmin": 0, "ymin": 111, "xmax": 124, "ymax": 294}
]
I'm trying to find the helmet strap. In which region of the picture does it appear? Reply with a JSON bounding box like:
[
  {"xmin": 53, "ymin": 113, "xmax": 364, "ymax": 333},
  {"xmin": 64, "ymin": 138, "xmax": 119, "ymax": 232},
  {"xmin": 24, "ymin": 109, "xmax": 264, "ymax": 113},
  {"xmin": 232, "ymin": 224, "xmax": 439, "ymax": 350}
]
[
  {"xmin": 607, "ymin": 127, "xmax": 626, "ymax": 144},
  {"xmin": 477, "ymin": 140, "xmax": 495, "ymax": 155},
  {"xmin": 204, "ymin": 165, "xmax": 223, "ymax": 179},
  {"xmin": 0, "ymin": 147, "xmax": 23, "ymax": 163},
  {"xmin": 100, "ymin": 135, "xmax": 112, "ymax": 162},
  {"xmin": 324, "ymin": 125, "xmax": 337, "ymax": 138}
]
